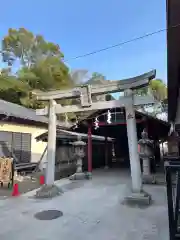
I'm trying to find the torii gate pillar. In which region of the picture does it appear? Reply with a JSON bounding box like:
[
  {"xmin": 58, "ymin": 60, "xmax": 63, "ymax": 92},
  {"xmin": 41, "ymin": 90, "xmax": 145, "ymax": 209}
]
[
  {"xmin": 123, "ymin": 89, "xmax": 151, "ymax": 205},
  {"xmin": 35, "ymin": 100, "xmax": 62, "ymax": 198},
  {"xmin": 125, "ymin": 89, "xmax": 142, "ymax": 192},
  {"xmin": 45, "ymin": 100, "xmax": 57, "ymax": 185}
]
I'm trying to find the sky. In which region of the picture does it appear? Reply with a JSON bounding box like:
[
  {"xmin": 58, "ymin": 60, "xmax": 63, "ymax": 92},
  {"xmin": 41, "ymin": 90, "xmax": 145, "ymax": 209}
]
[{"xmin": 0, "ymin": 0, "xmax": 167, "ymax": 82}]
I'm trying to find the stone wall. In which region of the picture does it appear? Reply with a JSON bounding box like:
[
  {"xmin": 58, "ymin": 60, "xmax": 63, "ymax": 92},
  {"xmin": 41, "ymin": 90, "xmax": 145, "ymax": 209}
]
[{"xmin": 55, "ymin": 144, "xmax": 76, "ymax": 180}]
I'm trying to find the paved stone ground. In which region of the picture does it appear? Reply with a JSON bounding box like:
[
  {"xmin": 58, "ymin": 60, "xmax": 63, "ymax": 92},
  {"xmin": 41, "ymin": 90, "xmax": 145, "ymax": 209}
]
[
  {"xmin": 0, "ymin": 164, "xmax": 75, "ymax": 199},
  {"xmin": 0, "ymin": 169, "xmax": 169, "ymax": 240},
  {"xmin": 0, "ymin": 175, "xmax": 40, "ymax": 199}
]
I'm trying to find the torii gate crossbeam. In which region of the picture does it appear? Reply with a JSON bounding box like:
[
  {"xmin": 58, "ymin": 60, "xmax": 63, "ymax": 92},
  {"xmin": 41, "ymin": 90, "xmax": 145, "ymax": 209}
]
[{"xmin": 33, "ymin": 70, "xmax": 155, "ymax": 101}]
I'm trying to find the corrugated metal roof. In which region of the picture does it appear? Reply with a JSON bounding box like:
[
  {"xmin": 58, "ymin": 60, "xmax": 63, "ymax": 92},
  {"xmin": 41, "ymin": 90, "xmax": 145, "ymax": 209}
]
[
  {"xmin": 59, "ymin": 129, "xmax": 114, "ymax": 142},
  {"xmin": 0, "ymin": 99, "xmax": 70, "ymax": 127},
  {"xmin": 36, "ymin": 128, "xmax": 114, "ymax": 142}
]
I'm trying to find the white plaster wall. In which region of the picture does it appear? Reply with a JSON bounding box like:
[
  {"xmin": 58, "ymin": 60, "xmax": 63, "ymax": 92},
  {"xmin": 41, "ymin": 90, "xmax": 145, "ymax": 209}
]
[{"xmin": 0, "ymin": 121, "xmax": 47, "ymax": 166}]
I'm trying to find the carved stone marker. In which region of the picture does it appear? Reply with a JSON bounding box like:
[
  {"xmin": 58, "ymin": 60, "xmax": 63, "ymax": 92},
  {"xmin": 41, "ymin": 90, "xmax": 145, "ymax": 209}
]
[{"xmin": 0, "ymin": 157, "xmax": 14, "ymax": 187}]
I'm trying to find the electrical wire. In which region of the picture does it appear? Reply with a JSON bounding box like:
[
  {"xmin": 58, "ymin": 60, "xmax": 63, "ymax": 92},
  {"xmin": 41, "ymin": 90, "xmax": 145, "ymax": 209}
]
[{"xmin": 64, "ymin": 23, "xmax": 180, "ymax": 62}]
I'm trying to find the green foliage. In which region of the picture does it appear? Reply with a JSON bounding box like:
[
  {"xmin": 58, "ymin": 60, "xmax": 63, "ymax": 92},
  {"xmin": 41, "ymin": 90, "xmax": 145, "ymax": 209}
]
[
  {"xmin": 70, "ymin": 69, "xmax": 89, "ymax": 85},
  {"xmin": 2, "ymin": 28, "xmax": 63, "ymax": 68},
  {"xmin": 149, "ymin": 79, "xmax": 167, "ymax": 101},
  {"xmin": 134, "ymin": 79, "xmax": 167, "ymax": 101},
  {"xmin": 88, "ymin": 72, "xmax": 106, "ymax": 84},
  {"xmin": 133, "ymin": 79, "xmax": 167, "ymax": 118},
  {"xmin": 0, "ymin": 74, "xmax": 28, "ymax": 103},
  {"xmin": 133, "ymin": 86, "xmax": 148, "ymax": 96},
  {"xmin": 18, "ymin": 57, "xmax": 72, "ymax": 91},
  {"xmin": 0, "ymin": 27, "xmax": 73, "ymax": 111}
]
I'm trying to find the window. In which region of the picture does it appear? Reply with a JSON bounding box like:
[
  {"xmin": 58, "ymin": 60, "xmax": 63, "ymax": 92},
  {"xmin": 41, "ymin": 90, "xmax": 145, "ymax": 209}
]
[{"xmin": 0, "ymin": 131, "xmax": 31, "ymax": 163}]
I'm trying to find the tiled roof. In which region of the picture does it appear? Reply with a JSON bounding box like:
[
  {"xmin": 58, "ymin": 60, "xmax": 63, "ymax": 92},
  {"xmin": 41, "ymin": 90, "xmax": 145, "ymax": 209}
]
[{"xmin": 0, "ymin": 99, "xmax": 71, "ymax": 127}]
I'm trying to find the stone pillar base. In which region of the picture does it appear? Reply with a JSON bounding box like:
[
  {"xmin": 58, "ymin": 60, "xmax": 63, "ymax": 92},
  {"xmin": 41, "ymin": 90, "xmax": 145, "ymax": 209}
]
[
  {"xmin": 69, "ymin": 172, "xmax": 87, "ymax": 180},
  {"xmin": 142, "ymin": 174, "xmax": 156, "ymax": 184},
  {"xmin": 86, "ymin": 172, "xmax": 92, "ymax": 179},
  {"xmin": 69, "ymin": 172, "xmax": 92, "ymax": 180},
  {"xmin": 35, "ymin": 184, "xmax": 63, "ymax": 199},
  {"xmin": 104, "ymin": 165, "xmax": 109, "ymax": 170},
  {"xmin": 122, "ymin": 189, "xmax": 152, "ymax": 207}
]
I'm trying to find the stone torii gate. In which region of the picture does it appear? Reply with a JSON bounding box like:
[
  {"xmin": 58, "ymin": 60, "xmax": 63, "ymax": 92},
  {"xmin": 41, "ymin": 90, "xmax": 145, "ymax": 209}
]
[{"xmin": 33, "ymin": 70, "xmax": 156, "ymax": 204}]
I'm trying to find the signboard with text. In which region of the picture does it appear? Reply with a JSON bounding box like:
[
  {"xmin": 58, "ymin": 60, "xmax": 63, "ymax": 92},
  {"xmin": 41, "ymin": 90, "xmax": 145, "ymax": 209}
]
[{"xmin": 0, "ymin": 158, "xmax": 13, "ymax": 185}]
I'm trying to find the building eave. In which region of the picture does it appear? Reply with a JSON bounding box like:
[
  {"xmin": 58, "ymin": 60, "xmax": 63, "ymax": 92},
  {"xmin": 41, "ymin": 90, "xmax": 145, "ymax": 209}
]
[
  {"xmin": 167, "ymin": 0, "xmax": 180, "ymax": 122},
  {"xmin": 36, "ymin": 128, "xmax": 114, "ymax": 142}
]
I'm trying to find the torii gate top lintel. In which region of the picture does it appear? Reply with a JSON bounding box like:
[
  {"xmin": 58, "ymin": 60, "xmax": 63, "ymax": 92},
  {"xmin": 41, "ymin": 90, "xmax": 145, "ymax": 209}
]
[{"xmin": 32, "ymin": 70, "xmax": 156, "ymax": 101}]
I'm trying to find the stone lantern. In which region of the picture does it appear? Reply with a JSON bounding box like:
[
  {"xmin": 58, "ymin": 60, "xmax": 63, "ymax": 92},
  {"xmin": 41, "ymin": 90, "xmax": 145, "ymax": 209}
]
[
  {"xmin": 167, "ymin": 131, "xmax": 180, "ymax": 156},
  {"xmin": 69, "ymin": 136, "xmax": 87, "ymax": 180},
  {"xmin": 138, "ymin": 129, "xmax": 155, "ymax": 184}
]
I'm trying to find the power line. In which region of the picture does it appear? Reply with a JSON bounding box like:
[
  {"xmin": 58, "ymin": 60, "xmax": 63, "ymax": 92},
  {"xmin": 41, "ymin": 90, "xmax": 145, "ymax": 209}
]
[{"xmin": 64, "ymin": 23, "xmax": 180, "ymax": 62}]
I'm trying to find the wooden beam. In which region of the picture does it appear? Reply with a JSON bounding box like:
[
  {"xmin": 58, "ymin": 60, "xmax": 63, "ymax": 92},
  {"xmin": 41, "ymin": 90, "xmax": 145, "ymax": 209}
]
[{"xmin": 32, "ymin": 70, "xmax": 156, "ymax": 101}]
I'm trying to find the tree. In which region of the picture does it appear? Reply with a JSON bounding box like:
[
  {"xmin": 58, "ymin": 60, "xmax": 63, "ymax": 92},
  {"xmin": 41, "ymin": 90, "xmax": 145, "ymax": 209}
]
[
  {"xmin": 134, "ymin": 79, "xmax": 168, "ymax": 119},
  {"xmin": 70, "ymin": 70, "xmax": 115, "ymax": 104},
  {"xmin": 0, "ymin": 74, "xmax": 29, "ymax": 104},
  {"xmin": 1, "ymin": 28, "xmax": 72, "ymax": 91},
  {"xmin": 70, "ymin": 69, "xmax": 89, "ymax": 85},
  {"xmin": 18, "ymin": 57, "xmax": 72, "ymax": 91},
  {"xmin": 87, "ymin": 72, "xmax": 107, "ymax": 101},
  {"xmin": 149, "ymin": 79, "xmax": 167, "ymax": 101},
  {"xmin": 0, "ymin": 28, "xmax": 114, "ymax": 121},
  {"xmin": 133, "ymin": 86, "xmax": 148, "ymax": 96},
  {"xmin": 0, "ymin": 67, "xmax": 11, "ymax": 76},
  {"xmin": 0, "ymin": 28, "xmax": 74, "ymax": 112},
  {"xmin": 2, "ymin": 28, "xmax": 63, "ymax": 68},
  {"xmin": 134, "ymin": 79, "xmax": 167, "ymax": 101},
  {"xmin": 88, "ymin": 72, "xmax": 106, "ymax": 84},
  {"xmin": 70, "ymin": 70, "xmax": 110, "ymax": 104},
  {"xmin": 69, "ymin": 70, "xmax": 114, "ymax": 121}
]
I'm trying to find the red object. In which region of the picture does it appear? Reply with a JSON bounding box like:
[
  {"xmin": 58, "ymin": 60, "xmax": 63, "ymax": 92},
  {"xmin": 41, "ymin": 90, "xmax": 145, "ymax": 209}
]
[
  {"xmin": 138, "ymin": 144, "xmax": 141, "ymax": 153},
  {"xmin": 12, "ymin": 183, "xmax": 20, "ymax": 197},
  {"xmin": 105, "ymin": 136, "xmax": 108, "ymax": 166},
  {"xmin": 88, "ymin": 125, "xmax": 92, "ymax": 173},
  {"xmin": 40, "ymin": 175, "xmax": 45, "ymax": 185}
]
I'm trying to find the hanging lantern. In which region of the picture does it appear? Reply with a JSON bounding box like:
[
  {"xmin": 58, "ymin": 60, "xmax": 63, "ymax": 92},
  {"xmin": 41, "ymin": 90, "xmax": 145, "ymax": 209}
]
[
  {"xmin": 112, "ymin": 142, "xmax": 117, "ymax": 163},
  {"xmin": 94, "ymin": 117, "xmax": 99, "ymax": 130},
  {"xmin": 112, "ymin": 143, "xmax": 115, "ymax": 157},
  {"xmin": 107, "ymin": 110, "xmax": 112, "ymax": 124}
]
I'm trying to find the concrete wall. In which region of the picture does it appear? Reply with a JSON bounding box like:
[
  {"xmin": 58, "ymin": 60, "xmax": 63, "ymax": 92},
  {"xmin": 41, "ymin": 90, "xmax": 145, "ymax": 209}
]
[{"xmin": 0, "ymin": 121, "xmax": 47, "ymax": 166}]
